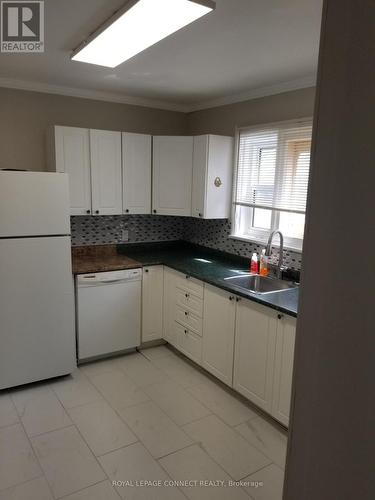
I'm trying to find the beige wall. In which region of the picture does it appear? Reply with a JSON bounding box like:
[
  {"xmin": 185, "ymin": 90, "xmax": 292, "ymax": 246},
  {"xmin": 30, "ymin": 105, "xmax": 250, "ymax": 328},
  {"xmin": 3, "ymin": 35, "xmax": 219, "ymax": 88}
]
[
  {"xmin": 187, "ymin": 87, "xmax": 316, "ymax": 136},
  {"xmin": 0, "ymin": 85, "xmax": 315, "ymax": 171},
  {"xmin": 0, "ymin": 87, "xmax": 188, "ymax": 171}
]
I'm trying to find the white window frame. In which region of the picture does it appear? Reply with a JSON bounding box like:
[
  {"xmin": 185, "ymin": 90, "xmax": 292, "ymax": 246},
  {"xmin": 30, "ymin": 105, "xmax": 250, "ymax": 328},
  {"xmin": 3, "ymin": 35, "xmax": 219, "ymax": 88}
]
[{"xmin": 230, "ymin": 117, "xmax": 313, "ymax": 253}]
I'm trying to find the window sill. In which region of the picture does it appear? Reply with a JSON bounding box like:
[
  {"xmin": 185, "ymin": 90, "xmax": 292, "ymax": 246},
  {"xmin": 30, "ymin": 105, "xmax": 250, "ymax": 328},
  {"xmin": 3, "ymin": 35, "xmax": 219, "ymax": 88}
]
[{"xmin": 229, "ymin": 234, "xmax": 303, "ymax": 254}]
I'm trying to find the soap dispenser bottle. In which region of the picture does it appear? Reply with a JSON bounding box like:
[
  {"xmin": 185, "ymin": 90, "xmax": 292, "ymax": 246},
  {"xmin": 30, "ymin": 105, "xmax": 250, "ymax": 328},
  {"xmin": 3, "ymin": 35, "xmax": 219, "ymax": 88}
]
[
  {"xmin": 250, "ymin": 253, "xmax": 259, "ymax": 274},
  {"xmin": 259, "ymin": 249, "xmax": 268, "ymax": 276}
]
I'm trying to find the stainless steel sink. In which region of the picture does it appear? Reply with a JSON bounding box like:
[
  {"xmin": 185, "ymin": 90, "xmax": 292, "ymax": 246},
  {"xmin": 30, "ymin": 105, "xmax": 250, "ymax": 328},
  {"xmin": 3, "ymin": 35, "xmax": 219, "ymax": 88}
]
[{"xmin": 224, "ymin": 274, "xmax": 297, "ymax": 294}]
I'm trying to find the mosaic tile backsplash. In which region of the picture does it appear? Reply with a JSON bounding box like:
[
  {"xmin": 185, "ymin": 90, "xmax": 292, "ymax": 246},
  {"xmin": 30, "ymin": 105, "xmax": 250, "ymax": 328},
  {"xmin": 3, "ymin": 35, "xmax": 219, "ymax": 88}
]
[{"xmin": 71, "ymin": 215, "xmax": 302, "ymax": 270}]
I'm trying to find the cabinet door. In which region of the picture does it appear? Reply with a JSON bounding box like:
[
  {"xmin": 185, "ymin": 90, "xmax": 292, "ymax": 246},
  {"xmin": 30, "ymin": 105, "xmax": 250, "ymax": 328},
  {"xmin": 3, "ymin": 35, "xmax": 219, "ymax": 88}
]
[
  {"xmin": 176, "ymin": 323, "xmax": 202, "ymax": 365},
  {"xmin": 122, "ymin": 133, "xmax": 151, "ymax": 214},
  {"xmin": 152, "ymin": 136, "xmax": 193, "ymax": 216},
  {"xmin": 192, "ymin": 135, "xmax": 208, "ymax": 218},
  {"xmin": 202, "ymin": 285, "xmax": 236, "ymax": 386},
  {"xmin": 192, "ymin": 135, "xmax": 234, "ymax": 219},
  {"xmin": 54, "ymin": 126, "xmax": 91, "ymax": 215},
  {"xmin": 162, "ymin": 267, "xmax": 177, "ymax": 346},
  {"xmin": 205, "ymin": 135, "xmax": 234, "ymax": 219},
  {"xmin": 234, "ymin": 299, "xmax": 277, "ymax": 412},
  {"xmin": 142, "ymin": 266, "xmax": 164, "ymax": 343},
  {"xmin": 90, "ymin": 129, "xmax": 122, "ymax": 215},
  {"xmin": 271, "ymin": 315, "xmax": 296, "ymax": 426}
]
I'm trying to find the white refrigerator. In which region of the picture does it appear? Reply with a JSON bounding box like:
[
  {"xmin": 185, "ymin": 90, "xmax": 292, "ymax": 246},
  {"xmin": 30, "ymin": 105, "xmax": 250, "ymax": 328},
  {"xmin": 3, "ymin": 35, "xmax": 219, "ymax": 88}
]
[{"xmin": 0, "ymin": 171, "xmax": 76, "ymax": 390}]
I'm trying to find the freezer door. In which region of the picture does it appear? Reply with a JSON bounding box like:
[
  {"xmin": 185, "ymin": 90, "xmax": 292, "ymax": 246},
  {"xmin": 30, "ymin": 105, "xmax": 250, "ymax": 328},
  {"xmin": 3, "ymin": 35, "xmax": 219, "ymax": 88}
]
[
  {"xmin": 0, "ymin": 171, "xmax": 70, "ymax": 237},
  {"xmin": 0, "ymin": 236, "xmax": 76, "ymax": 389}
]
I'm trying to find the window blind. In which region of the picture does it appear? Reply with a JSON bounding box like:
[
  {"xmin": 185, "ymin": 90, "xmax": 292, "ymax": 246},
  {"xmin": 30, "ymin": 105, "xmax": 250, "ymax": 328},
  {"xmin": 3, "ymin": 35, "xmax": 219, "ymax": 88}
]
[{"xmin": 234, "ymin": 120, "xmax": 313, "ymax": 214}]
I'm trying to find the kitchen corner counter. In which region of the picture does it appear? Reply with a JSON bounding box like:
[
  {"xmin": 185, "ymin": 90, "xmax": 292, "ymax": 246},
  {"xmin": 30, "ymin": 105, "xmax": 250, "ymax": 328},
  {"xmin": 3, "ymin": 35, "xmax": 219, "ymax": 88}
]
[
  {"xmin": 72, "ymin": 241, "xmax": 299, "ymax": 317},
  {"xmin": 72, "ymin": 245, "xmax": 142, "ymax": 274}
]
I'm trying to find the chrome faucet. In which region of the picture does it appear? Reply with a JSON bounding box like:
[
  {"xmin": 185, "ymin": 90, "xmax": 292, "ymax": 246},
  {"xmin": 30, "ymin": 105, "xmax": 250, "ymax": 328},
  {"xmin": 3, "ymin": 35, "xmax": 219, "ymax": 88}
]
[{"xmin": 265, "ymin": 230, "xmax": 284, "ymax": 278}]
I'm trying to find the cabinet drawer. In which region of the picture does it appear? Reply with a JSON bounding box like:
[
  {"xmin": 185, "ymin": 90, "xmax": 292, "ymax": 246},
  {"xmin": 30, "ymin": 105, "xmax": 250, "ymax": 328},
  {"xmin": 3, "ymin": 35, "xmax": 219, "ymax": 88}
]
[
  {"xmin": 176, "ymin": 287, "xmax": 203, "ymax": 317},
  {"xmin": 174, "ymin": 273, "xmax": 204, "ymax": 299},
  {"xmin": 175, "ymin": 305, "xmax": 203, "ymax": 335},
  {"xmin": 176, "ymin": 322, "xmax": 202, "ymax": 365}
]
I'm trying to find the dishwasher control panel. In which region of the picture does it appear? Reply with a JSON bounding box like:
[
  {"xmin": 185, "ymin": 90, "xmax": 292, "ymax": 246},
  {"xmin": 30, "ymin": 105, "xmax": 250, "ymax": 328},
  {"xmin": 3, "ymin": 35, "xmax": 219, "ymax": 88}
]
[{"xmin": 77, "ymin": 268, "xmax": 142, "ymax": 286}]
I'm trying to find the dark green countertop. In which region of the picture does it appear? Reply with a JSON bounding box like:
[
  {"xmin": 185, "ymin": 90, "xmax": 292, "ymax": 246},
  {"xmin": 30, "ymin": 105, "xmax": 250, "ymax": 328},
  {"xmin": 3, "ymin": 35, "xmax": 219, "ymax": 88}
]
[{"xmin": 118, "ymin": 241, "xmax": 299, "ymax": 318}]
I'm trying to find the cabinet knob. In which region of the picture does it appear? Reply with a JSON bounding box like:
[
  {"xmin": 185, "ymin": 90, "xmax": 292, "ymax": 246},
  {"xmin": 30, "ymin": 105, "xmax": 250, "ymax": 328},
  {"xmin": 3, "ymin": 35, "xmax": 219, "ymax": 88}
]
[
  {"xmin": 95, "ymin": 210, "xmax": 99, "ymax": 215},
  {"xmin": 185, "ymin": 293, "xmax": 190, "ymax": 298},
  {"xmin": 277, "ymin": 314, "xmax": 284, "ymax": 320},
  {"xmin": 184, "ymin": 311, "xmax": 189, "ymax": 316},
  {"xmin": 86, "ymin": 210, "xmax": 91, "ymax": 214},
  {"xmin": 153, "ymin": 209, "xmax": 157, "ymax": 214},
  {"xmin": 185, "ymin": 275, "xmax": 190, "ymax": 280},
  {"xmin": 184, "ymin": 329, "xmax": 187, "ymax": 335},
  {"xmin": 236, "ymin": 297, "xmax": 241, "ymax": 302},
  {"xmin": 125, "ymin": 209, "xmax": 129, "ymax": 213},
  {"xmin": 199, "ymin": 213, "xmax": 203, "ymax": 218},
  {"xmin": 144, "ymin": 269, "xmax": 149, "ymax": 273},
  {"xmin": 229, "ymin": 296, "xmax": 234, "ymax": 301}
]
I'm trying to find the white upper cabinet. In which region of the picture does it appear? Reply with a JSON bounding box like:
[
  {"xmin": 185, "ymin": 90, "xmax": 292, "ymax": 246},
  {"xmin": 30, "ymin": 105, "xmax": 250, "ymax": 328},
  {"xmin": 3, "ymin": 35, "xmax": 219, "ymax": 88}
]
[
  {"xmin": 152, "ymin": 136, "xmax": 193, "ymax": 216},
  {"xmin": 192, "ymin": 135, "xmax": 234, "ymax": 219},
  {"xmin": 122, "ymin": 133, "xmax": 152, "ymax": 214},
  {"xmin": 52, "ymin": 126, "xmax": 91, "ymax": 215},
  {"xmin": 233, "ymin": 299, "xmax": 277, "ymax": 413},
  {"xmin": 90, "ymin": 129, "xmax": 122, "ymax": 216},
  {"xmin": 272, "ymin": 315, "xmax": 296, "ymax": 426},
  {"xmin": 202, "ymin": 285, "xmax": 236, "ymax": 386}
]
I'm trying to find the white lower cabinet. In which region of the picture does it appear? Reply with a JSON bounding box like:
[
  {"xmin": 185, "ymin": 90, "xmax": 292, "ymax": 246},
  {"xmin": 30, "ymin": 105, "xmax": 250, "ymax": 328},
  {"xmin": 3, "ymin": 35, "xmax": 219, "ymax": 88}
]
[
  {"xmin": 141, "ymin": 266, "xmax": 164, "ymax": 343},
  {"xmin": 202, "ymin": 285, "xmax": 236, "ymax": 386},
  {"xmin": 271, "ymin": 315, "xmax": 296, "ymax": 426},
  {"xmin": 162, "ymin": 267, "xmax": 178, "ymax": 346},
  {"xmin": 233, "ymin": 299, "xmax": 278, "ymax": 413}
]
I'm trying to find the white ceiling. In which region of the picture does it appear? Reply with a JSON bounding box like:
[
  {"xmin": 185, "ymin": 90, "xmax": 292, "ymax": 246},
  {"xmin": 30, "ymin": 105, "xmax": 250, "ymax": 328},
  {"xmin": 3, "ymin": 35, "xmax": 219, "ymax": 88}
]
[{"xmin": 0, "ymin": 0, "xmax": 323, "ymax": 111}]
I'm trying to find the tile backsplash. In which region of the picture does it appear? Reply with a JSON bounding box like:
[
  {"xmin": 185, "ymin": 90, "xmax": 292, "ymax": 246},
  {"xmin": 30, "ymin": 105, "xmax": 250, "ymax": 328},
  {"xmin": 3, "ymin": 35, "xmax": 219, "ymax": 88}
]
[
  {"xmin": 71, "ymin": 215, "xmax": 302, "ymax": 270},
  {"xmin": 71, "ymin": 215, "xmax": 185, "ymax": 246}
]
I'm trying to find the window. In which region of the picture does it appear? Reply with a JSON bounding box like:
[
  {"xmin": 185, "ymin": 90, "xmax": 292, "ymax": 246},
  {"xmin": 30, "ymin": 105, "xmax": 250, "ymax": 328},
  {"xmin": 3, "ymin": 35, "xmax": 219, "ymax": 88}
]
[{"xmin": 232, "ymin": 119, "xmax": 312, "ymax": 251}]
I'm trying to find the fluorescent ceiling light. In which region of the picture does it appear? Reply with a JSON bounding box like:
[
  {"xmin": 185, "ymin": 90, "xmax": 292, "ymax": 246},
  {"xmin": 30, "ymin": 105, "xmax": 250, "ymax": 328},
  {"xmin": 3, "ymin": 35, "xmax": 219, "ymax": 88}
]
[{"xmin": 72, "ymin": 0, "xmax": 215, "ymax": 68}]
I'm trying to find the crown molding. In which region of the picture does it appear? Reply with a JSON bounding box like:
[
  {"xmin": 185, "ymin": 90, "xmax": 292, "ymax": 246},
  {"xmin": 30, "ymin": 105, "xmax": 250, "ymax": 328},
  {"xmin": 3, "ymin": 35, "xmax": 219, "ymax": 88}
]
[
  {"xmin": 187, "ymin": 75, "xmax": 317, "ymax": 112},
  {"xmin": 0, "ymin": 77, "xmax": 190, "ymax": 113},
  {"xmin": 0, "ymin": 75, "xmax": 316, "ymax": 114}
]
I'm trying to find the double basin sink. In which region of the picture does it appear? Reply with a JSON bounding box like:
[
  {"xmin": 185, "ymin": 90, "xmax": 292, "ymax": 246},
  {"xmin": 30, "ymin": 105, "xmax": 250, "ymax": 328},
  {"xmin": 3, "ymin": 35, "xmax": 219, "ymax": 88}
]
[{"xmin": 224, "ymin": 274, "xmax": 298, "ymax": 295}]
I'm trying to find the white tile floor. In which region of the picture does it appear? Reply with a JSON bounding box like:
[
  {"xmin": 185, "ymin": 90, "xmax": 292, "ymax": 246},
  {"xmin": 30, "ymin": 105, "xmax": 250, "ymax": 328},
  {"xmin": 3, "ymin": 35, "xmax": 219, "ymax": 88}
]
[{"xmin": 0, "ymin": 346, "xmax": 288, "ymax": 500}]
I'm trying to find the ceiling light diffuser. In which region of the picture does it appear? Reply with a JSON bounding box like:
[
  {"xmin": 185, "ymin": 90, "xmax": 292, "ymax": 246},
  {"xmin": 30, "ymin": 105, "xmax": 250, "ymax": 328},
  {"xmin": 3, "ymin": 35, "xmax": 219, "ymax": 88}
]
[{"xmin": 71, "ymin": 0, "xmax": 215, "ymax": 68}]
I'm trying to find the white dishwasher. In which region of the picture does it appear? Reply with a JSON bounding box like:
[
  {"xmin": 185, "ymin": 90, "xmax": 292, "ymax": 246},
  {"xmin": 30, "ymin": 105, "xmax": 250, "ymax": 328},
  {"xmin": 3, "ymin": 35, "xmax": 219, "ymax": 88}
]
[{"xmin": 76, "ymin": 268, "xmax": 142, "ymax": 362}]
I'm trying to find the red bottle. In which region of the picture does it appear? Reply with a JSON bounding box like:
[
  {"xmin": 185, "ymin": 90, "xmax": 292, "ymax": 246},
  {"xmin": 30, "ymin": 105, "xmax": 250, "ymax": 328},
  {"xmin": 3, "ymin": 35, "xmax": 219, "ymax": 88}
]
[{"xmin": 250, "ymin": 253, "xmax": 259, "ymax": 274}]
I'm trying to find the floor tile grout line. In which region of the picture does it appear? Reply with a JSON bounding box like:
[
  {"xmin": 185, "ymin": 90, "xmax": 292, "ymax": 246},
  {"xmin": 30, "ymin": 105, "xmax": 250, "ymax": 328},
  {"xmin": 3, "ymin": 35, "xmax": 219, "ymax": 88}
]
[
  {"xmin": 15, "ymin": 413, "xmax": 56, "ymax": 499},
  {"xmin": 26, "ymin": 421, "xmax": 113, "ymax": 499},
  {"xmin": 157, "ymin": 441, "xmax": 249, "ymax": 498},
  {"xmin": 0, "ymin": 468, "xmax": 45, "ymax": 498},
  {"xmin": 57, "ymin": 478, "xmax": 122, "ymax": 500},
  {"xmin": 232, "ymin": 420, "xmax": 288, "ymax": 468}
]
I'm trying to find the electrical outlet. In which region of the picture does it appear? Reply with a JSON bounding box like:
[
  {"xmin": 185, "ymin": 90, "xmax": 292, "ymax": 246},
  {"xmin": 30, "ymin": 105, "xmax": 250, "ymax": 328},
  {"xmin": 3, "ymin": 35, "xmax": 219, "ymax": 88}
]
[{"xmin": 121, "ymin": 229, "xmax": 129, "ymax": 242}]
